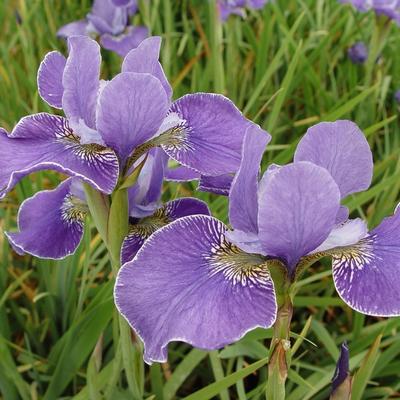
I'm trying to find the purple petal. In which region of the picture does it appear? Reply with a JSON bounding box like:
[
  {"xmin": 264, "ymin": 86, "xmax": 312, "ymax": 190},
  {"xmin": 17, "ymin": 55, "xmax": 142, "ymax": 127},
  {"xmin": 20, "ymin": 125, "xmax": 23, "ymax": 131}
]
[
  {"xmin": 348, "ymin": 42, "xmax": 368, "ymax": 64},
  {"xmin": 294, "ymin": 121, "xmax": 373, "ymax": 199},
  {"xmin": 121, "ymin": 36, "xmax": 171, "ymax": 98},
  {"xmin": 336, "ymin": 206, "xmax": 350, "ymax": 224},
  {"xmin": 164, "ymin": 94, "xmax": 251, "ymax": 176},
  {"xmin": 331, "ymin": 342, "xmax": 350, "ymax": 395},
  {"xmin": 121, "ymin": 197, "xmax": 210, "ymax": 264},
  {"xmin": 97, "ymin": 72, "xmax": 169, "ymax": 163},
  {"xmin": 5, "ymin": 179, "xmax": 86, "ymax": 259},
  {"xmin": 248, "ymin": 0, "xmax": 269, "ymax": 9},
  {"xmin": 197, "ymin": 174, "xmax": 234, "ymax": 196},
  {"xmin": 258, "ymin": 162, "xmax": 341, "ymax": 270},
  {"xmin": 0, "ymin": 114, "xmax": 119, "ymax": 198},
  {"xmin": 312, "ymin": 219, "xmax": 368, "ymax": 254},
  {"xmin": 128, "ymin": 148, "xmax": 167, "ymax": 218},
  {"xmin": 229, "ymin": 124, "xmax": 270, "ymax": 233},
  {"xmin": 88, "ymin": 0, "xmax": 127, "ymax": 35},
  {"xmin": 164, "ymin": 165, "xmax": 200, "ymax": 182},
  {"xmin": 37, "ymin": 51, "xmax": 66, "ymax": 109},
  {"xmin": 332, "ymin": 204, "xmax": 400, "ymax": 316},
  {"xmin": 62, "ymin": 36, "xmax": 101, "ymax": 129},
  {"xmin": 57, "ymin": 20, "xmax": 89, "ymax": 38},
  {"xmin": 115, "ymin": 215, "xmax": 277, "ymax": 363},
  {"xmin": 100, "ymin": 26, "xmax": 149, "ymax": 57},
  {"xmin": 112, "ymin": 0, "xmax": 136, "ymax": 6}
]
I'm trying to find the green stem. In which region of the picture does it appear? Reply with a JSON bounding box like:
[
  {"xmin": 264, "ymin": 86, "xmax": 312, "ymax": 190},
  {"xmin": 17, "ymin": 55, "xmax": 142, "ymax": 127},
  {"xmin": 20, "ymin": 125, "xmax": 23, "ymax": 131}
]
[
  {"xmin": 266, "ymin": 263, "xmax": 293, "ymax": 400},
  {"xmin": 266, "ymin": 295, "xmax": 293, "ymax": 400},
  {"xmin": 108, "ymin": 187, "xmax": 129, "ymax": 269}
]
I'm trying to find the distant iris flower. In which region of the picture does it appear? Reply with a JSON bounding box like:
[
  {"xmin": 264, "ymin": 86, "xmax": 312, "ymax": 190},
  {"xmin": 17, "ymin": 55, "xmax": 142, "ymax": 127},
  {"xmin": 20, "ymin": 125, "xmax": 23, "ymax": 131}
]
[
  {"xmin": 347, "ymin": 41, "xmax": 368, "ymax": 64},
  {"xmin": 340, "ymin": 0, "xmax": 400, "ymax": 25},
  {"xmin": 57, "ymin": 0, "xmax": 148, "ymax": 56},
  {"xmin": 217, "ymin": 0, "xmax": 270, "ymax": 20},
  {"xmin": 115, "ymin": 120, "xmax": 400, "ymax": 364},
  {"xmin": 2, "ymin": 35, "xmax": 254, "ymax": 260}
]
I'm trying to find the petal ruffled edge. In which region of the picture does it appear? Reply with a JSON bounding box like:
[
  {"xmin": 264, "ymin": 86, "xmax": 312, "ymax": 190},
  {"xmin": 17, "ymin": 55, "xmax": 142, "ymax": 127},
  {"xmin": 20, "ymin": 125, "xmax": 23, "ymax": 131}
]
[{"xmin": 115, "ymin": 215, "xmax": 277, "ymax": 363}]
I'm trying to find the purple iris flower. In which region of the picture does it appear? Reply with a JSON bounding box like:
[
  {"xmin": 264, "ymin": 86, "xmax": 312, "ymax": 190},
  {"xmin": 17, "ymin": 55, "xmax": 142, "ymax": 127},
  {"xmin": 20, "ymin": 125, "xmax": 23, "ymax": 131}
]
[
  {"xmin": 2, "ymin": 35, "xmax": 255, "ymax": 260},
  {"xmin": 340, "ymin": 0, "xmax": 400, "ymax": 24},
  {"xmin": 348, "ymin": 42, "xmax": 368, "ymax": 64},
  {"xmin": 217, "ymin": 0, "xmax": 270, "ymax": 21},
  {"xmin": 331, "ymin": 342, "xmax": 352, "ymax": 399},
  {"xmin": 57, "ymin": 0, "xmax": 148, "ymax": 57},
  {"xmin": 115, "ymin": 120, "xmax": 400, "ymax": 364},
  {"xmin": 394, "ymin": 89, "xmax": 400, "ymax": 103}
]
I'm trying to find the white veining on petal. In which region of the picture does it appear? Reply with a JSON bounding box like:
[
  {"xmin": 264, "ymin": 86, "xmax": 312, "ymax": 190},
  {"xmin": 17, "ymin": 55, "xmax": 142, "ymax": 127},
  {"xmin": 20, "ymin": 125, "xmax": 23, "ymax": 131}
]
[
  {"xmin": 205, "ymin": 231, "xmax": 271, "ymax": 287},
  {"xmin": 332, "ymin": 235, "xmax": 379, "ymax": 294}
]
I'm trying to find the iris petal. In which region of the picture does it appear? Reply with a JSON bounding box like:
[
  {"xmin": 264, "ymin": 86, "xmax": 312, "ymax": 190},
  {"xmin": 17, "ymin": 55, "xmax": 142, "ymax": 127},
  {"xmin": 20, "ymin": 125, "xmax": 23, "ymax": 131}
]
[
  {"xmin": 121, "ymin": 197, "xmax": 210, "ymax": 264},
  {"xmin": 62, "ymin": 36, "xmax": 101, "ymax": 129},
  {"xmin": 163, "ymin": 93, "xmax": 251, "ymax": 176},
  {"xmin": 115, "ymin": 215, "xmax": 277, "ymax": 363},
  {"xmin": 5, "ymin": 179, "xmax": 87, "ymax": 259},
  {"xmin": 100, "ymin": 26, "xmax": 149, "ymax": 57},
  {"xmin": 37, "ymin": 51, "xmax": 66, "ymax": 109},
  {"xmin": 96, "ymin": 72, "xmax": 169, "ymax": 163},
  {"xmin": 122, "ymin": 36, "xmax": 172, "ymax": 98},
  {"xmin": 0, "ymin": 114, "xmax": 119, "ymax": 198},
  {"xmin": 229, "ymin": 124, "xmax": 270, "ymax": 233},
  {"xmin": 294, "ymin": 120, "xmax": 373, "ymax": 199},
  {"xmin": 258, "ymin": 162, "xmax": 341, "ymax": 270},
  {"xmin": 197, "ymin": 174, "xmax": 234, "ymax": 196},
  {"xmin": 332, "ymin": 204, "xmax": 400, "ymax": 316}
]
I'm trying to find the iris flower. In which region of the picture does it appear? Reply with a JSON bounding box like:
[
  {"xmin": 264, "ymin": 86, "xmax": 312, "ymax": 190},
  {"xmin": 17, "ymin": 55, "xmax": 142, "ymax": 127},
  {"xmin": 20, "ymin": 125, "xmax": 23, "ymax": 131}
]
[
  {"xmin": 217, "ymin": 0, "xmax": 270, "ymax": 21},
  {"xmin": 115, "ymin": 120, "xmax": 400, "ymax": 363},
  {"xmin": 2, "ymin": 35, "xmax": 255, "ymax": 260},
  {"xmin": 347, "ymin": 41, "xmax": 369, "ymax": 64},
  {"xmin": 57, "ymin": 0, "xmax": 148, "ymax": 56},
  {"xmin": 340, "ymin": 0, "xmax": 400, "ymax": 24}
]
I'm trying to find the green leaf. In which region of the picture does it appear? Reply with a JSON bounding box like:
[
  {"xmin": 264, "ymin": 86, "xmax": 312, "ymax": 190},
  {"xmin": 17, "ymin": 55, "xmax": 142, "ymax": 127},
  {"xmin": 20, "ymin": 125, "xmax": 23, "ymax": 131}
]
[{"xmin": 351, "ymin": 335, "xmax": 382, "ymax": 400}]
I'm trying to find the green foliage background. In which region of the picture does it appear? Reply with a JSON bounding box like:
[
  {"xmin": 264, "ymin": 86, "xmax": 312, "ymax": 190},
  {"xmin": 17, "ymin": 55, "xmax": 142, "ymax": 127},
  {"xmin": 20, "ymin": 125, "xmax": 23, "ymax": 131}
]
[{"xmin": 0, "ymin": 0, "xmax": 400, "ymax": 398}]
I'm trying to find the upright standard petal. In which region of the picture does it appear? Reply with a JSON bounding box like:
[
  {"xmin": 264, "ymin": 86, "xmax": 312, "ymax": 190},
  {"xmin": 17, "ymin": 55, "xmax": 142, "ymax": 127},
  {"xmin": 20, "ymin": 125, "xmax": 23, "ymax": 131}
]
[
  {"xmin": 115, "ymin": 215, "xmax": 277, "ymax": 363},
  {"xmin": 97, "ymin": 72, "xmax": 169, "ymax": 163},
  {"xmin": 128, "ymin": 148, "xmax": 167, "ymax": 218},
  {"xmin": 258, "ymin": 162, "xmax": 341, "ymax": 270},
  {"xmin": 88, "ymin": 0, "xmax": 127, "ymax": 35},
  {"xmin": 121, "ymin": 36, "xmax": 172, "ymax": 98},
  {"xmin": 294, "ymin": 121, "xmax": 373, "ymax": 198},
  {"xmin": 62, "ymin": 36, "xmax": 101, "ymax": 129},
  {"xmin": 100, "ymin": 26, "xmax": 149, "ymax": 57},
  {"xmin": 163, "ymin": 94, "xmax": 251, "ymax": 176},
  {"xmin": 0, "ymin": 115, "xmax": 119, "ymax": 198},
  {"xmin": 57, "ymin": 20, "xmax": 89, "ymax": 38},
  {"xmin": 229, "ymin": 124, "xmax": 270, "ymax": 233},
  {"xmin": 5, "ymin": 179, "xmax": 87, "ymax": 259},
  {"xmin": 37, "ymin": 51, "xmax": 66, "ymax": 109},
  {"xmin": 121, "ymin": 198, "xmax": 210, "ymax": 264},
  {"xmin": 332, "ymin": 204, "xmax": 400, "ymax": 316}
]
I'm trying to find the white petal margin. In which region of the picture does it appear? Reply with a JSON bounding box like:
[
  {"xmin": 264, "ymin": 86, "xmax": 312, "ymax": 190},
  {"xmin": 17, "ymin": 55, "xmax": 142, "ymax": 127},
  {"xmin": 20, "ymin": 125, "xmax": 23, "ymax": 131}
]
[
  {"xmin": 115, "ymin": 215, "xmax": 277, "ymax": 364},
  {"xmin": 332, "ymin": 205, "xmax": 400, "ymax": 317}
]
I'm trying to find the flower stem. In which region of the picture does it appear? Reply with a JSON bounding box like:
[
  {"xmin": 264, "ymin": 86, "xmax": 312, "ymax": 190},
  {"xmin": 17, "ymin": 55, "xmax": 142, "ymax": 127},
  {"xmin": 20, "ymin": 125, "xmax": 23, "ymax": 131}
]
[
  {"xmin": 84, "ymin": 181, "xmax": 142, "ymax": 397},
  {"xmin": 266, "ymin": 263, "xmax": 293, "ymax": 400}
]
